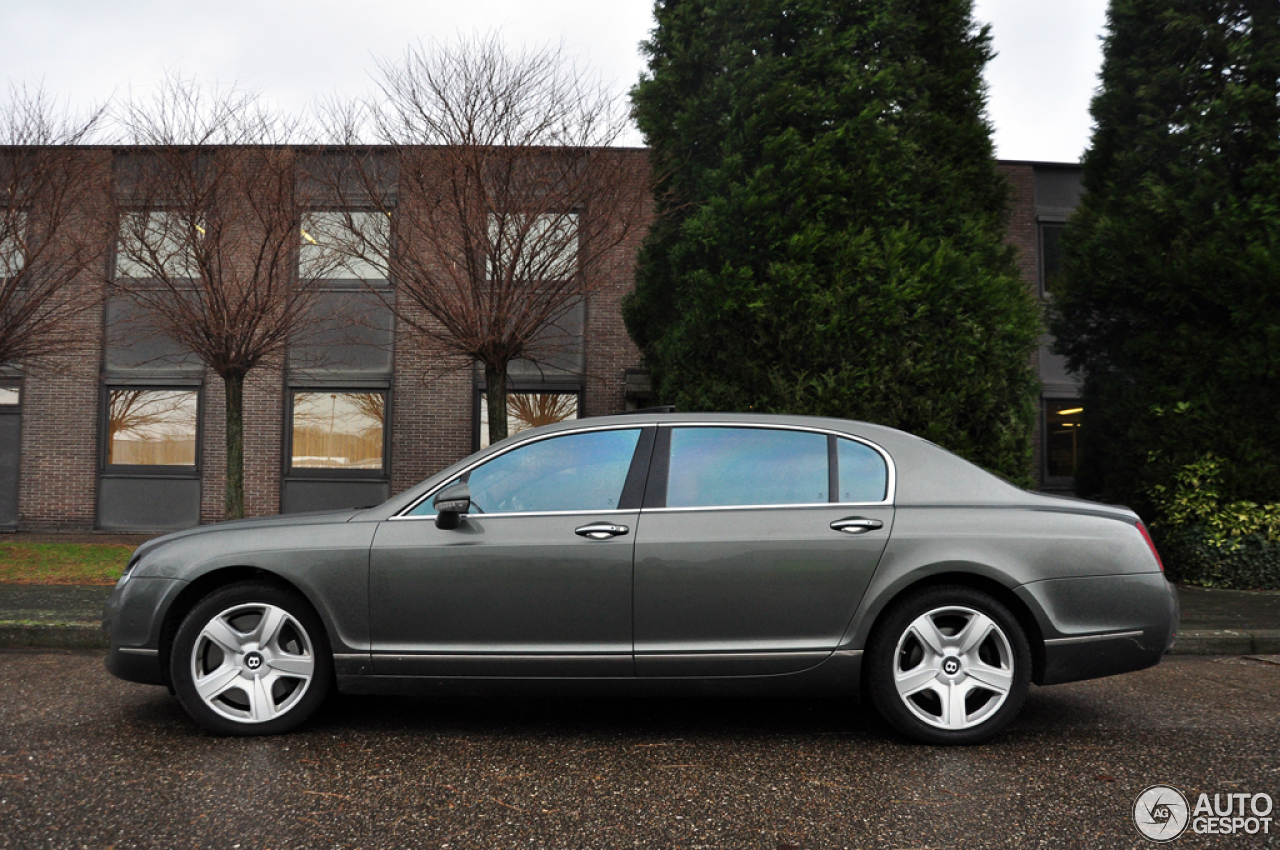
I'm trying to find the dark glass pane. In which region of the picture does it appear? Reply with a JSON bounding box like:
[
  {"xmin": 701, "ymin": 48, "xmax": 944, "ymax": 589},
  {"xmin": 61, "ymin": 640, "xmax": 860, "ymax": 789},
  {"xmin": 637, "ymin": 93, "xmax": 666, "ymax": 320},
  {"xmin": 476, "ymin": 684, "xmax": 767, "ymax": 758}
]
[
  {"xmin": 1041, "ymin": 223, "xmax": 1065, "ymax": 295},
  {"xmin": 1045, "ymin": 401, "xmax": 1083, "ymax": 478},
  {"xmin": 837, "ymin": 438, "xmax": 888, "ymax": 502},
  {"xmin": 439, "ymin": 428, "xmax": 640, "ymax": 515},
  {"xmin": 107, "ymin": 389, "xmax": 197, "ymax": 466},
  {"xmin": 292, "ymin": 392, "xmax": 385, "ymax": 470},
  {"xmin": 667, "ymin": 427, "xmax": 828, "ymax": 508}
]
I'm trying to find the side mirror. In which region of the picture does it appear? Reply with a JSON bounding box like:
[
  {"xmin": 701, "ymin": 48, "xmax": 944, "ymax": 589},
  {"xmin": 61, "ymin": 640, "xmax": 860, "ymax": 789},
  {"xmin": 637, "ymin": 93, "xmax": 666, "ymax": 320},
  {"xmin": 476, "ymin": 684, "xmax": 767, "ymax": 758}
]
[{"xmin": 432, "ymin": 482, "xmax": 471, "ymax": 530}]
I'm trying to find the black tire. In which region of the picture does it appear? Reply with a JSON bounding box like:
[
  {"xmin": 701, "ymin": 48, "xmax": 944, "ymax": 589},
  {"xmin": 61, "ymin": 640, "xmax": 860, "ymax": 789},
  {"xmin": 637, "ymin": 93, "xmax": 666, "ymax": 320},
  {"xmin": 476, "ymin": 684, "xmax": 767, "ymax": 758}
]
[
  {"xmin": 866, "ymin": 585, "xmax": 1031, "ymax": 745},
  {"xmin": 170, "ymin": 582, "xmax": 333, "ymax": 736}
]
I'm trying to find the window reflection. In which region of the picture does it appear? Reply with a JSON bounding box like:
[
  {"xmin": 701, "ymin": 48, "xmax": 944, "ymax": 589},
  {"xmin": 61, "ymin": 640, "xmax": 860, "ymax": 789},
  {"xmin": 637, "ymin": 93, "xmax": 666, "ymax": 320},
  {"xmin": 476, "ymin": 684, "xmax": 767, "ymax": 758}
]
[
  {"xmin": 291, "ymin": 391, "xmax": 385, "ymax": 470},
  {"xmin": 1045, "ymin": 401, "xmax": 1083, "ymax": 478},
  {"xmin": 668, "ymin": 427, "xmax": 828, "ymax": 508},
  {"xmin": 107, "ymin": 389, "xmax": 198, "ymax": 466},
  {"xmin": 479, "ymin": 391, "xmax": 578, "ymax": 448}
]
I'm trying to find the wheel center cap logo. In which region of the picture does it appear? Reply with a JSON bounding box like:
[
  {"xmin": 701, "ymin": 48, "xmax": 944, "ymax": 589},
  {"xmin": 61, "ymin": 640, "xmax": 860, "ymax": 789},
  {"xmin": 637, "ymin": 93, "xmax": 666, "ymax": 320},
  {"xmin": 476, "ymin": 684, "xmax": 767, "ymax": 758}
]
[
  {"xmin": 943, "ymin": 658, "xmax": 960, "ymax": 675},
  {"xmin": 244, "ymin": 651, "xmax": 264, "ymax": 671}
]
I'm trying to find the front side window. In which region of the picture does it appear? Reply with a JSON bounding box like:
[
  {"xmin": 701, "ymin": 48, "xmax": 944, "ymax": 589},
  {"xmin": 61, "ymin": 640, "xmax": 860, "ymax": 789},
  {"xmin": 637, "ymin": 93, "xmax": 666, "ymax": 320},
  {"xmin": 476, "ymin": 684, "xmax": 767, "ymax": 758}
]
[
  {"xmin": 107, "ymin": 388, "xmax": 198, "ymax": 466},
  {"xmin": 116, "ymin": 211, "xmax": 202, "ymax": 280},
  {"xmin": 299, "ymin": 211, "xmax": 390, "ymax": 281},
  {"xmin": 412, "ymin": 428, "xmax": 641, "ymax": 516},
  {"xmin": 479, "ymin": 391, "xmax": 579, "ymax": 449},
  {"xmin": 667, "ymin": 427, "xmax": 828, "ymax": 508},
  {"xmin": 290, "ymin": 391, "xmax": 385, "ymax": 472}
]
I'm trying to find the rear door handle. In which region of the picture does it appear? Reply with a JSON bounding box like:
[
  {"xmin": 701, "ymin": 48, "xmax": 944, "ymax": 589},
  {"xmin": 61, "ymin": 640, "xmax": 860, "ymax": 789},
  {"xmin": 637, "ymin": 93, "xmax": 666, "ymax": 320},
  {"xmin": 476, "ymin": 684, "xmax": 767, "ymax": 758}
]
[
  {"xmin": 575, "ymin": 523, "xmax": 630, "ymax": 540},
  {"xmin": 830, "ymin": 517, "xmax": 884, "ymax": 534}
]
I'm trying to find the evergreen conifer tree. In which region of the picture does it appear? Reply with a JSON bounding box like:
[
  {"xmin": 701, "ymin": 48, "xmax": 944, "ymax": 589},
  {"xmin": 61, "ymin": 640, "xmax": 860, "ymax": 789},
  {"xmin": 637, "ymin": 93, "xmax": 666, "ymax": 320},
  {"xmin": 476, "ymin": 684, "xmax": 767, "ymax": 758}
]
[
  {"xmin": 626, "ymin": 0, "xmax": 1041, "ymax": 481},
  {"xmin": 1051, "ymin": 0, "xmax": 1280, "ymax": 508}
]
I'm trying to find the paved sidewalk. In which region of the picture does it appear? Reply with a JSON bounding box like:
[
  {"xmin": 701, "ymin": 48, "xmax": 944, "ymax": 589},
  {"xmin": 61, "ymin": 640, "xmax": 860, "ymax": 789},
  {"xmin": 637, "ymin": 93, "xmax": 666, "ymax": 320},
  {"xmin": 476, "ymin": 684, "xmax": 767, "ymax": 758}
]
[{"xmin": 0, "ymin": 580, "xmax": 1276, "ymax": 655}]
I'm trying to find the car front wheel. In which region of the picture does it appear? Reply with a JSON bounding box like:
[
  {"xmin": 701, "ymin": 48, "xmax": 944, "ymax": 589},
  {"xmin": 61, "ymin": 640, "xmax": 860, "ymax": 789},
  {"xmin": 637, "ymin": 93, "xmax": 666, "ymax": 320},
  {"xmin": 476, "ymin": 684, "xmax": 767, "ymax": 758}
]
[
  {"xmin": 867, "ymin": 585, "xmax": 1031, "ymax": 745},
  {"xmin": 170, "ymin": 582, "xmax": 332, "ymax": 736}
]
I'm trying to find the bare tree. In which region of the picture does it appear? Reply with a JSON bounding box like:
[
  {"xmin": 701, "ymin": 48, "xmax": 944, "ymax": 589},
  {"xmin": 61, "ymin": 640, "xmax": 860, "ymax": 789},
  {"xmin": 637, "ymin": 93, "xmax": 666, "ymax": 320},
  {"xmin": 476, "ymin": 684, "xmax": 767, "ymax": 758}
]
[
  {"xmin": 112, "ymin": 76, "xmax": 343, "ymax": 519},
  {"xmin": 317, "ymin": 34, "xmax": 650, "ymax": 446},
  {"xmin": 0, "ymin": 84, "xmax": 109, "ymax": 369}
]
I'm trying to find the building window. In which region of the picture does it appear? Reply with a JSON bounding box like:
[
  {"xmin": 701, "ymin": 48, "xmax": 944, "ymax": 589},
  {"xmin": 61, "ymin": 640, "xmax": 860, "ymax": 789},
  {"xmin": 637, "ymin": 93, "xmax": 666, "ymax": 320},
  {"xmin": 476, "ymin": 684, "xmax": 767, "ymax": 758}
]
[
  {"xmin": 1, "ymin": 210, "xmax": 26, "ymax": 278},
  {"xmin": 488, "ymin": 212, "xmax": 579, "ymax": 281},
  {"xmin": 116, "ymin": 211, "xmax": 202, "ymax": 280},
  {"xmin": 106, "ymin": 388, "xmax": 198, "ymax": 467},
  {"xmin": 1039, "ymin": 222, "xmax": 1065, "ymax": 297},
  {"xmin": 0, "ymin": 385, "xmax": 19, "ymax": 406},
  {"xmin": 290, "ymin": 390, "xmax": 386, "ymax": 471},
  {"xmin": 299, "ymin": 211, "xmax": 390, "ymax": 282},
  {"xmin": 1044, "ymin": 401, "xmax": 1083, "ymax": 480},
  {"xmin": 478, "ymin": 390, "xmax": 579, "ymax": 449}
]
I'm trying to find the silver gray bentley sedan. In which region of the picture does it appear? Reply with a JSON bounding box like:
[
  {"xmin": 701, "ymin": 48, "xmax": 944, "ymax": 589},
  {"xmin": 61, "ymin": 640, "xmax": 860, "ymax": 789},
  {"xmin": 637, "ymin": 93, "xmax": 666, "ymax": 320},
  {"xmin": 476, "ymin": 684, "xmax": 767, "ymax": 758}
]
[{"xmin": 104, "ymin": 413, "xmax": 1178, "ymax": 744}]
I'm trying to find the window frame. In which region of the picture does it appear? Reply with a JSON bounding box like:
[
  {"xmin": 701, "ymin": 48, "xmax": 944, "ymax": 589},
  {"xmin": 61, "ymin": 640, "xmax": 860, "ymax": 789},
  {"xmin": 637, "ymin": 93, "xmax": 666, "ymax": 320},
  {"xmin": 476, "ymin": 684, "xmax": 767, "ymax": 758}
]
[
  {"xmin": 643, "ymin": 424, "xmax": 894, "ymax": 512},
  {"xmin": 1042, "ymin": 398, "xmax": 1083, "ymax": 487},
  {"xmin": 298, "ymin": 208, "xmax": 392, "ymax": 286},
  {"xmin": 99, "ymin": 383, "xmax": 203, "ymax": 477},
  {"xmin": 284, "ymin": 386, "xmax": 391, "ymax": 480},
  {"xmin": 1038, "ymin": 219, "xmax": 1068, "ymax": 299},
  {"xmin": 113, "ymin": 209, "xmax": 204, "ymax": 282}
]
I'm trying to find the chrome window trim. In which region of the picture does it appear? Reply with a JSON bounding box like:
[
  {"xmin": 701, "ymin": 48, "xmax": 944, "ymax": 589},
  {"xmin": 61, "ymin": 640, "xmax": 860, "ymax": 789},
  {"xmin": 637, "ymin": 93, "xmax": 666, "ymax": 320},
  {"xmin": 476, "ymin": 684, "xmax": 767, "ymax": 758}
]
[
  {"xmin": 392, "ymin": 420, "xmax": 896, "ymax": 519},
  {"xmin": 393, "ymin": 423, "xmax": 651, "ymax": 519}
]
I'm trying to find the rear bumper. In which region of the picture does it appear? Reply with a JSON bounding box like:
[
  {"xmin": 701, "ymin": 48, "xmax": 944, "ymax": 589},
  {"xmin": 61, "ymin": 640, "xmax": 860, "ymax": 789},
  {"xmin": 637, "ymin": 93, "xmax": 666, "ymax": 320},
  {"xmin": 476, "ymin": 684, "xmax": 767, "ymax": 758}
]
[{"xmin": 1020, "ymin": 573, "xmax": 1178, "ymax": 686}]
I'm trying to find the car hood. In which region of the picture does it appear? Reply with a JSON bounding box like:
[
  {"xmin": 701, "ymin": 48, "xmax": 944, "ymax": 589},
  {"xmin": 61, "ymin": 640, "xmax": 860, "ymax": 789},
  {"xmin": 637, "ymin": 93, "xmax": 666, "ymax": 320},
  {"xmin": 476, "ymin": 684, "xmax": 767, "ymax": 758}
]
[{"xmin": 129, "ymin": 509, "xmax": 364, "ymax": 567}]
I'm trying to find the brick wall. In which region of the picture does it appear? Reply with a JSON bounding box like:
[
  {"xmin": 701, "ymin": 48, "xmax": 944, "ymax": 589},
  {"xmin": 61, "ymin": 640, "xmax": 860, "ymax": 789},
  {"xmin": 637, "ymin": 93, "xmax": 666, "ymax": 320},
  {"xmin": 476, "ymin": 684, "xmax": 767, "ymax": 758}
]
[{"xmin": 997, "ymin": 162, "xmax": 1046, "ymax": 489}]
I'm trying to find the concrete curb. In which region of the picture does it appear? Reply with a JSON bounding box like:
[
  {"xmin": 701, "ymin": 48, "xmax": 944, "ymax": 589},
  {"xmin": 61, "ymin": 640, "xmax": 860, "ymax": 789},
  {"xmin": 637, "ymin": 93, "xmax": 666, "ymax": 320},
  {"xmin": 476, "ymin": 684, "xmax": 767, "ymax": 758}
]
[
  {"xmin": 1, "ymin": 622, "xmax": 1278, "ymax": 656},
  {"xmin": 0, "ymin": 621, "xmax": 107, "ymax": 650},
  {"xmin": 1171, "ymin": 629, "xmax": 1280, "ymax": 656}
]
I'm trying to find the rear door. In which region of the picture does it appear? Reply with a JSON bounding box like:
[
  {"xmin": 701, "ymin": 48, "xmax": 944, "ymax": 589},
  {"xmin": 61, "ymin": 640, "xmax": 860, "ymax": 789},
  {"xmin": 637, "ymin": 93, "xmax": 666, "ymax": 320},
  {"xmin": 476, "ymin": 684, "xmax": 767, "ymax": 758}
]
[{"xmin": 632, "ymin": 425, "xmax": 894, "ymax": 676}]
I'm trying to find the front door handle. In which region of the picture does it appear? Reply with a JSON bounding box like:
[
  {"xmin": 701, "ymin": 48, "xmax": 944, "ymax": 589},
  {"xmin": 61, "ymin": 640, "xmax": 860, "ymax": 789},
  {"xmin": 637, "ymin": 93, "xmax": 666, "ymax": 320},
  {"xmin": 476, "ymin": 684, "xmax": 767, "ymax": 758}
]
[
  {"xmin": 830, "ymin": 517, "xmax": 884, "ymax": 534},
  {"xmin": 575, "ymin": 522, "xmax": 630, "ymax": 540}
]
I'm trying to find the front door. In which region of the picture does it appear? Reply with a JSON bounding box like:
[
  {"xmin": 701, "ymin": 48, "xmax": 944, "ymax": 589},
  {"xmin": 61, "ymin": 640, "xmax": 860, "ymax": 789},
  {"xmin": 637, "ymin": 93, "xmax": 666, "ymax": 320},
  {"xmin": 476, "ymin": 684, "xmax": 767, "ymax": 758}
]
[{"xmin": 369, "ymin": 426, "xmax": 651, "ymax": 677}]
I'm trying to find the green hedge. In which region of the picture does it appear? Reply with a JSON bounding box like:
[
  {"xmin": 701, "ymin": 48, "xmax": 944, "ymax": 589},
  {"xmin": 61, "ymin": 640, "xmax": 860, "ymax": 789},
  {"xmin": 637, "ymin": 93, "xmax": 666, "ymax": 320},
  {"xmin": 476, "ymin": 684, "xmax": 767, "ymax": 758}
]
[
  {"xmin": 1148, "ymin": 454, "xmax": 1280, "ymax": 590},
  {"xmin": 1157, "ymin": 529, "xmax": 1280, "ymax": 591}
]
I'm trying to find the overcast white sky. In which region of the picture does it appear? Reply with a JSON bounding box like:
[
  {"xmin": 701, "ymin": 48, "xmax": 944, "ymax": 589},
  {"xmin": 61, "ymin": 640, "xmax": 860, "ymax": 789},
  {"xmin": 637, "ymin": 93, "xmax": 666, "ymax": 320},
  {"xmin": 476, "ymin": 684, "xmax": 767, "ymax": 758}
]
[{"xmin": 0, "ymin": 0, "xmax": 1108, "ymax": 163}]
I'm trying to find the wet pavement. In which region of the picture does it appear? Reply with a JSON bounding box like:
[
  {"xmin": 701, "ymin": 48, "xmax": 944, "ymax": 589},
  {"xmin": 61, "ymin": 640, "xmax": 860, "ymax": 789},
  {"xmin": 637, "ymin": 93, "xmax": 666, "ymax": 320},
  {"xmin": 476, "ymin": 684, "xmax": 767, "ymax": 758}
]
[{"xmin": 1, "ymin": 651, "xmax": 1278, "ymax": 849}]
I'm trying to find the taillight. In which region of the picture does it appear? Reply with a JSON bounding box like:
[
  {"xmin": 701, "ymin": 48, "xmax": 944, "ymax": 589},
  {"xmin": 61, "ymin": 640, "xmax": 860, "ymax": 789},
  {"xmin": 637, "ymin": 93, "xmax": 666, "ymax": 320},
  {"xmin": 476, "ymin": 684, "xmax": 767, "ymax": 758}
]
[{"xmin": 1136, "ymin": 521, "xmax": 1164, "ymax": 572}]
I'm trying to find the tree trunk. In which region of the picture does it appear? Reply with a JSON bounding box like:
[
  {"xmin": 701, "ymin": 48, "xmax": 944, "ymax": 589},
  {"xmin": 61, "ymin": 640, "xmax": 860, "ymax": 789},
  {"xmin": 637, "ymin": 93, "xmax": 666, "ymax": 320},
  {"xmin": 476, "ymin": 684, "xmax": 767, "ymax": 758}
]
[
  {"xmin": 224, "ymin": 372, "xmax": 246, "ymax": 521},
  {"xmin": 485, "ymin": 362, "xmax": 509, "ymax": 447}
]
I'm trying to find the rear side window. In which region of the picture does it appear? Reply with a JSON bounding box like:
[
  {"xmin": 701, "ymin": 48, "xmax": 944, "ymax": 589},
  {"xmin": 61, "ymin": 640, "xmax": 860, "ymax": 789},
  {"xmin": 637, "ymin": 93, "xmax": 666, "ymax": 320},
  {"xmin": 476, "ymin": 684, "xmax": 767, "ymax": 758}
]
[
  {"xmin": 837, "ymin": 437, "xmax": 888, "ymax": 502},
  {"xmin": 667, "ymin": 427, "xmax": 828, "ymax": 507},
  {"xmin": 410, "ymin": 428, "xmax": 642, "ymax": 515}
]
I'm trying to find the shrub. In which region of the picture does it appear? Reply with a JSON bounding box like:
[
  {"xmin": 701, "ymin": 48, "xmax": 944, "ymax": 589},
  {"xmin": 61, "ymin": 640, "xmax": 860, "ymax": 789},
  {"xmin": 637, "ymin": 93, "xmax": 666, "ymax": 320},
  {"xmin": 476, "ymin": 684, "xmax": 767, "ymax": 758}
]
[{"xmin": 1149, "ymin": 455, "xmax": 1280, "ymax": 590}]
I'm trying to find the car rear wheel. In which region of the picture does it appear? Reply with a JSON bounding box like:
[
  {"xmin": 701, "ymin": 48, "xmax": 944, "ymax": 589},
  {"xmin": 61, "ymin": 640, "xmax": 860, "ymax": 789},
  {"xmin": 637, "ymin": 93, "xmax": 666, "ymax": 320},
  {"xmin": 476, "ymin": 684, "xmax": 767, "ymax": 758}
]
[
  {"xmin": 170, "ymin": 582, "xmax": 332, "ymax": 736},
  {"xmin": 867, "ymin": 585, "xmax": 1030, "ymax": 745}
]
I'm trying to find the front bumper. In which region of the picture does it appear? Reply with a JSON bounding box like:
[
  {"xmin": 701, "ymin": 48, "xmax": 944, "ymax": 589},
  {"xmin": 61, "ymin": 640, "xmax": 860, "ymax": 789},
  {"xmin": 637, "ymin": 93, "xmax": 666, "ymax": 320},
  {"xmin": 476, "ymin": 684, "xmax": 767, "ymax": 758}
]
[{"xmin": 103, "ymin": 575, "xmax": 187, "ymax": 686}]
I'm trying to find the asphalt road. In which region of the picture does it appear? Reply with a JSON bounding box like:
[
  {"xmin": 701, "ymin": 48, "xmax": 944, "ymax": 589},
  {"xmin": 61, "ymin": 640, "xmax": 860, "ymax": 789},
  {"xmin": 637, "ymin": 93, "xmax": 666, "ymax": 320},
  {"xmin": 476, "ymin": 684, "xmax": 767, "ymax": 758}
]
[{"xmin": 1, "ymin": 652, "xmax": 1278, "ymax": 850}]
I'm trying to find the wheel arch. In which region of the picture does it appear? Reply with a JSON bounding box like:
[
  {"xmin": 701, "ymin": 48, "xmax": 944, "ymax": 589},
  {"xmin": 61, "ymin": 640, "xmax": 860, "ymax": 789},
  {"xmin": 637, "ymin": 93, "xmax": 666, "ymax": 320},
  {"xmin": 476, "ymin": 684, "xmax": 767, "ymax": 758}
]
[
  {"xmin": 158, "ymin": 566, "xmax": 330, "ymax": 689},
  {"xmin": 858, "ymin": 570, "xmax": 1047, "ymax": 687}
]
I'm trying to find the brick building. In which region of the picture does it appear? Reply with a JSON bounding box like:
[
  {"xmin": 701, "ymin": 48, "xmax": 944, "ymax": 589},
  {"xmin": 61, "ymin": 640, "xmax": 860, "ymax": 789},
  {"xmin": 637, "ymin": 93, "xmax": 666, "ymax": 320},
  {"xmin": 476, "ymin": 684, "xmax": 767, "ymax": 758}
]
[{"xmin": 0, "ymin": 149, "xmax": 1081, "ymax": 532}]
